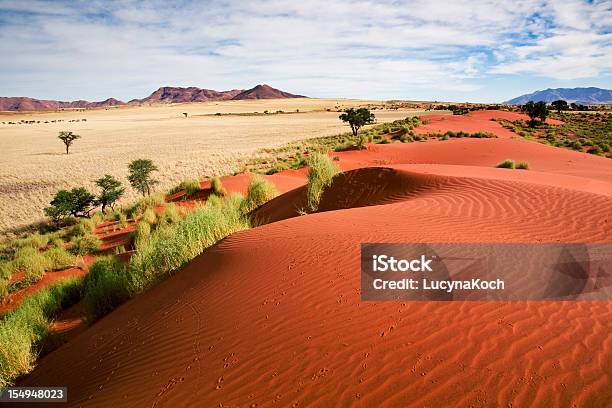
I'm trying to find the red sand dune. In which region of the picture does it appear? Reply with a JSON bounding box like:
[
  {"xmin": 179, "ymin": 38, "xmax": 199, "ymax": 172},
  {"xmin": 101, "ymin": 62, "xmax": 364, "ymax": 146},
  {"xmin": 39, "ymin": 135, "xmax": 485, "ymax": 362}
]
[
  {"xmin": 415, "ymin": 110, "xmax": 563, "ymax": 139},
  {"xmin": 18, "ymin": 135, "xmax": 612, "ymax": 407}
]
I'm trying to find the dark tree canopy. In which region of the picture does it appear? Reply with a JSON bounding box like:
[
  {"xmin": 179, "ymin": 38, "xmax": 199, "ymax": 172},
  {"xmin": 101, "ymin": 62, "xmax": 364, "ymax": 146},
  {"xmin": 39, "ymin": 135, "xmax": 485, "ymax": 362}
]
[
  {"xmin": 44, "ymin": 187, "xmax": 96, "ymax": 224},
  {"xmin": 339, "ymin": 108, "xmax": 376, "ymax": 136},
  {"xmin": 95, "ymin": 174, "xmax": 125, "ymax": 213},
  {"xmin": 522, "ymin": 101, "xmax": 550, "ymax": 127},
  {"xmin": 128, "ymin": 159, "xmax": 158, "ymax": 196},
  {"xmin": 58, "ymin": 131, "xmax": 81, "ymax": 154},
  {"xmin": 551, "ymin": 99, "xmax": 569, "ymax": 113}
]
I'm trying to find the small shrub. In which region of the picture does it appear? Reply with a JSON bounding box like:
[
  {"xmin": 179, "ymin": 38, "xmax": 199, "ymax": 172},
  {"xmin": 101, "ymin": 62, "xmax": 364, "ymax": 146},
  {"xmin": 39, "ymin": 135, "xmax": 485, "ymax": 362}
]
[
  {"xmin": 118, "ymin": 213, "xmax": 128, "ymax": 229},
  {"xmin": 68, "ymin": 233, "xmax": 101, "ymax": 256},
  {"xmin": 169, "ymin": 179, "xmax": 200, "ymax": 197},
  {"xmin": 306, "ymin": 153, "xmax": 340, "ymax": 212},
  {"xmin": 444, "ymin": 130, "xmax": 456, "ymax": 138},
  {"xmin": 496, "ymin": 159, "xmax": 516, "ymax": 169},
  {"xmin": 587, "ymin": 146, "xmax": 603, "ymax": 155},
  {"xmin": 43, "ymin": 247, "xmax": 75, "ymax": 270},
  {"xmin": 516, "ymin": 162, "xmax": 529, "ymax": 170}
]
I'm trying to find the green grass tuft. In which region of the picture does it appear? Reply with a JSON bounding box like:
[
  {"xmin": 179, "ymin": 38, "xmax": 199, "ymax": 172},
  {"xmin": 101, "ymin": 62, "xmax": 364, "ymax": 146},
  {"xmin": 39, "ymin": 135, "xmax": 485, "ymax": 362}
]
[
  {"xmin": 0, "ymin": 277, "xmax": 82, "ymax": 387},
  {"xmin": 305, "ymin": 153, "xmax": 340, "ymax": 212},
  {"xmin": 68, "ymin": 233, "xmax": 101, "ymax": 256},
  {"xmin": 82, "ymin": 257, "xmax": 131, "ymax": 322},
  {"xmin": 516, "ymin": 161, "xmax": 529, "ymax": 170},
  {"xmin": 210, "ymin": 177, "xmax": 227, "ymax": 197},
  {"xmin": 43, "ymin": 247, "xmax": 75, "ymax": 270},
  {"xmin": 241, "ymin": 176, "xmax": 278, "ymax": 213},
  {"xmin": 496, "ymin": 159, "xmax": 516, "ymax": 169}
]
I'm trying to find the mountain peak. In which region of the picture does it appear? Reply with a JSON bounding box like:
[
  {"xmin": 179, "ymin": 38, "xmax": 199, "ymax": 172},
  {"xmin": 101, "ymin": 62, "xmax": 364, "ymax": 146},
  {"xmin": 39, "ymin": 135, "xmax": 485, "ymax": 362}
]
[{"xmin": 504, "ymin": 87, "xmax": 612, "ymax": 105}]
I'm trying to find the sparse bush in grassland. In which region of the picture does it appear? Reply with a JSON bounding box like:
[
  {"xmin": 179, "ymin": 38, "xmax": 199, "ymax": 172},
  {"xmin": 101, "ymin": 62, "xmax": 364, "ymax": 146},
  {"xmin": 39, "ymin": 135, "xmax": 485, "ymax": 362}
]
[
  {"xmin": 444, "ymin": 130, "xmax": 456, "ymax": 138},
  {"xmin": 12, "ymin": 247, "xmax": 49, "ymax": 282},
  {"xmin": 440, "ymin": 135, "xmax": 450, "ymax": 141},
  {"xmin": 43, "ymin": 247, "xmax": 75, "ymax": 270},
  {"xmin": 0, "ymin": 277, "xmax": 82, "ymax": 387},
  {"xmin": 421, "ymin": 119, "xmax": 430, "ymax": 125},
  {"xmin": 128, "ymin": 199, "xmax": 249, "ymax": 293},
  {"xmin": 210, "ymin": 177, "xmax": 227, "ymax": 197},
  {"xmin": 306, "ymin": 153, "xmax": 340, "ymax": 212},
  {"xmin": 133, "ymin": 221, "xmax": 151, "ymax": 250},
  {"xmin": 142, "ymin": 208, "xmax": 157, "ymax": 226},
  {"xmin": 377, "ymin": 138, "xmax": 390, "ymax": 144},
  {"xmin": 241, "ymin": 176, "xmax": 278, "ymax": 213},
  {"xmin": 457, "ymin": 131, "xmax": 469, "ymax": 138},
  {"xmin": 496, "ymin": 159, "xmax": 516, "ymax": 169},
  {"xmin": 82, "ymin": 256, "xmax": 130, "ymax": 322},
  {"xmin": 516, "ymin": 162, "xmax": 529, "ymax": 170},
  {"xmin": 68, "ymin": 233, "xmax": 101, "ymax": 256}
]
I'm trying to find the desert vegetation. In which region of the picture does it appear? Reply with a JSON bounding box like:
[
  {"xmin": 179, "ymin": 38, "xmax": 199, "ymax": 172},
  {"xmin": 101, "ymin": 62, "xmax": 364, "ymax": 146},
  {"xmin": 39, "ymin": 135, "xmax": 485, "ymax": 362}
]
[{"xmin": 498, "ymin": 112, "xmax": 611, "ymax": 157}]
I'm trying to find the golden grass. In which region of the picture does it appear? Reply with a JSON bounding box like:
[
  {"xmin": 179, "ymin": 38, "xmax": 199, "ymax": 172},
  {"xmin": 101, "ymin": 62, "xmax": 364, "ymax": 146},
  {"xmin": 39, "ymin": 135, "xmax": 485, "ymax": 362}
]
[{"xmin": 0, "ymin": 99, "xmax": 432, "ymax": 237}]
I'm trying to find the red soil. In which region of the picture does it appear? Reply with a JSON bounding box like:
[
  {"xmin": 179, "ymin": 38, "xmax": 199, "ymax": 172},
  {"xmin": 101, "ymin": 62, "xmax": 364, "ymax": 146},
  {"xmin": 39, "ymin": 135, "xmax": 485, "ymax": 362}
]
[{"xmin": 415, "ymin": 110, "xmax": 563, "ymax": 139}]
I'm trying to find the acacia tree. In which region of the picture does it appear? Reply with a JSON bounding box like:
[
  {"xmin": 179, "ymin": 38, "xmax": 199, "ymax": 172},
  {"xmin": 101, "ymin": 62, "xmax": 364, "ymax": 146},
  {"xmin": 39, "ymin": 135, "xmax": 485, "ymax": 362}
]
[
  {"xmin": 339, "ymin": 108, "xmax": 376, "ymax": 136},
  {"xmin": 551, "ymin": 99, "xmax": 569, "ymax": 113},
  {"xmin": 58, "ymin": 131, "xmax": 81, "ymax": 154},
  {"xmin": 95, "ymin": 174, "xmax": 124, "ymax": 213},
  {"xmin": 522, "ymin": 101, "xmax": 549, "ymax": 127},
  {"xmin": 128, "ymin": 159, "xmax": 158, "ymax": 196},
  {"xmin": 44, "ymin": 187, "xmax": 96, "ymax": 225}
]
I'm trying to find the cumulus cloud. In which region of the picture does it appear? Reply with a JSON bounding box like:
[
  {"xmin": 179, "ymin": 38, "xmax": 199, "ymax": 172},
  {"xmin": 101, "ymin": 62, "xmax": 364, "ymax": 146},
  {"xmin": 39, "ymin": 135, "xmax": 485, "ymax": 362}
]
[{"xmin": 0, "ymin": 0, "xmax": 609, "ymax": 101}]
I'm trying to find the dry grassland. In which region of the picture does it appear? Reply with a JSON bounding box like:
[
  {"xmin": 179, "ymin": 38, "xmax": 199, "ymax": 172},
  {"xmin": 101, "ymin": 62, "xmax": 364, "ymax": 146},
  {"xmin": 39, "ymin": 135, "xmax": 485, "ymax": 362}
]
[{"xmin": 0, "ymin": 98, "xmax": 430, "ymax": 236}]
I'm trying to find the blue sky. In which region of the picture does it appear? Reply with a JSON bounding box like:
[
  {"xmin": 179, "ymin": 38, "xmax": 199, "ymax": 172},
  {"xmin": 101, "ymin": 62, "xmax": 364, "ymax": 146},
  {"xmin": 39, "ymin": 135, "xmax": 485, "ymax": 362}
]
[{"xmin": 0, "ymin": 0, "xmax": 610, "ymax": 103}]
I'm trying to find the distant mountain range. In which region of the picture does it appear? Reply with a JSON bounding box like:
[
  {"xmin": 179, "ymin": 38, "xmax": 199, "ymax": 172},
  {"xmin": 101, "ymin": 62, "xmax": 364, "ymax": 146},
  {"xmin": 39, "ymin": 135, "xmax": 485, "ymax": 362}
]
[
  {"xmin": 504, "ymin": 87, "xmax": 612, "ymax": 105},
  {"xmin": 0, "ymin": 84, "xmax": 306, "ymax": 111}
]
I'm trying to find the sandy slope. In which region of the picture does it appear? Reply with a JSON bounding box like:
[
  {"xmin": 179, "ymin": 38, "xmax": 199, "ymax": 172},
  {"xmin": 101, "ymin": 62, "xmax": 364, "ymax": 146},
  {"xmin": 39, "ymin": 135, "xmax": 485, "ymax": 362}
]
[{"xmin": 19, "ymin": 138, "xmax": 612, "ymax": 407}]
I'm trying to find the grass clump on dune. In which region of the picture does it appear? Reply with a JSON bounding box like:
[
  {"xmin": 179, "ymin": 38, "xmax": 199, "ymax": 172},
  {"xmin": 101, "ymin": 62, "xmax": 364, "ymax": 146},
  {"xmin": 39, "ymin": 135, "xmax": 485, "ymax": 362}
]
[
  {"xmin": 82, "ymin": 256, "xmax": 130, "ymax": 322},
  {"xmin": 43, "ymin": 247, "xmax": 75, "ymax": 270},
  {"xmin": 305, "ymin": 153, "xmax": 340, "ymax": 212},
  {"xmin": 496, "ymin": 159, "xmax": 516, "ymax": 169},
  {"xmin": 0, "ymin": 277, "xmax": 82, "ymax": 387},
  {"xmin": 241, "ymin": 176, "xmax": 278, "ymax": 213},
  {"xmin": 68, "ymin": 233, "xmax": 101, "ymax": 256},
  {"xmin": 516, "ymin": 161, "xmax": 529, "ymax": 170},
  {"xmin": 128, "ymin": 196, "xmax": 249, "ymax": 294},
  {"xmin": 169, "ymin": 179, "xmax": 201, "ymax": 198},
  {"xmin": 210, "ymin": 176, "xmax": 227, "ymax": 197},
  {"xmin": 11, "ymin": 247, "xmax": 50, "ymax": 282},
  {"xmin": 133, "ymin": 221, "xmax": 151, "ymax": 249}
]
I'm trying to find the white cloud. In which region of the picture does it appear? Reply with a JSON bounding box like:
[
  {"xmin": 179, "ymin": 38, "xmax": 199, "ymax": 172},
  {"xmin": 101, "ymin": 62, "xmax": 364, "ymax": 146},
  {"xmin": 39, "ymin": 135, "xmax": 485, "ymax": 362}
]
[{"xmin": 0, "ymin": 0, "xmax": 609, "ymax": 101}]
